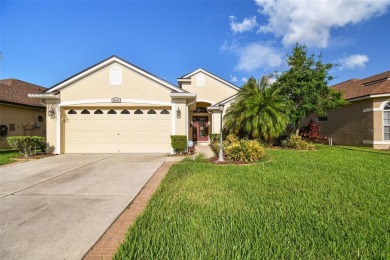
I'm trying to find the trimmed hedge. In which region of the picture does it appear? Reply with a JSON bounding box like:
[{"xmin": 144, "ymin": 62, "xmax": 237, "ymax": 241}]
[
  {"xmin": 7, "ymin": 136, "xmax": 46, "ymax": 157},
  {"xmin": 170, "ymin": 135, "xmax": 187, "ymax": 154}
]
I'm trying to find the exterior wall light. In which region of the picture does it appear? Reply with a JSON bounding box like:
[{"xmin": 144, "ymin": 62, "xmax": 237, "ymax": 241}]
[
  {"xmin": 176, "ymin": 107, "xmax": 181, "ymax": 119},
  {"xmin": 48, "ymin": 106, "xmax": 56, "ymax": 119}
]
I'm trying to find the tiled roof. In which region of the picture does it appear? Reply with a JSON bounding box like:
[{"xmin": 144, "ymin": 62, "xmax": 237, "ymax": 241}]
[
  {"xmin": 0, "ymin": 79, "xmax": 46, "ymax": 108},
  {"xmin": 331, "ymin": 71, "xmax": 390, "ymax": 100}
]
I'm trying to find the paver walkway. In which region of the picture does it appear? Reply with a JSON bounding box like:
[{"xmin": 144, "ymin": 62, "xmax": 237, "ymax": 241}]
[{"xmin": 193, "ymin": 144, "xmax": 215, "ymax": 159}]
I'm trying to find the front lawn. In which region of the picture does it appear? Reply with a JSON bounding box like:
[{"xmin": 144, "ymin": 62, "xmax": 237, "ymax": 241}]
[
  {"xmin": 115, "ymin": 145, "xmax": 389, "ymax": 259},
  {"xmin": 0, "ymin": 149, "xmax": 20, "ymax": 165}
]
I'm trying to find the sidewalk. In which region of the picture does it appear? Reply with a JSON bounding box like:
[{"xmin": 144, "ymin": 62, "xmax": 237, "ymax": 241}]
[{"xmin": 194, "ymin": 144, "xmax": 215, "ymax": 159}]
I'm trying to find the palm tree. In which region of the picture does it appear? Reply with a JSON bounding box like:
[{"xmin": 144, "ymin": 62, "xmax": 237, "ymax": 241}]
[{"xmin": 224, "ymin": 76, "xmax": 289, "ymax": 142}]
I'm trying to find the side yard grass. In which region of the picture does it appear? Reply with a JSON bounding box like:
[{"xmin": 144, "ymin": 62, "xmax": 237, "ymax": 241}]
[
  {"xmin": 115, "ymin": 145, "xmax": 389, "ymax": 259},
  {"xmin": 0, "ymin": 149, "xmax": 20, "ymax": 165}
]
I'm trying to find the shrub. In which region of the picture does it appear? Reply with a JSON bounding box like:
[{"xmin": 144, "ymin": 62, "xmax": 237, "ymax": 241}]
[
  {"xmin": 209, "ymin": 134, "xmax": 220, "ymax": 144},
  {"xmin": 7, "ymin": 136, "xmax": 46, "ymax": 157},
  {"xmin": 281, "ymin": 135, "xmax": 316, "ymax": 150},
  {"xmin": 170, "ymin": 135, "xmax": 187, "ymax": 154},
  {"xmin": 300, "ymin": 119, "xmax": 328, "ymax": 144},
  {"xmin": 225, "ymin": 140, "xmax": 265, "ymax": 162},
  {"xmin": 213, "ymin": 134, "xmax": 265, "ymax": 162}
]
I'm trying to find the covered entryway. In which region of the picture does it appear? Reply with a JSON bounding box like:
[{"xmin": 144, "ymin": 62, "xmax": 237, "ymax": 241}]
[
  {"xmin": 192, "ymin": 116, "xmax": 209, "ymax": 142},
  {"xmin": 190, "ymin": 102, "xmax": 212, "ymax": 143},
  {"xmin": 63, "ymin": 107, "xmax": 171, "ymax": 153}
]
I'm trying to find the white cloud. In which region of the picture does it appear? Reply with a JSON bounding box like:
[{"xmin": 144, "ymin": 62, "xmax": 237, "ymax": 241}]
[
  {"xmin": 229, "ymin": 75, "xmax": 238, "ymax": 82},
  {"xmin": 235, "ymin": 43, "xmax": 282, "ymax": 72},
  {"xmin": 242, "ymin": 77, "xmax": 248, "ymax": 83},
  {"xmin": 220, "ymin": 39, "xmax": 239, "ymax": 52},
  {"xmin": 268, "ymin": 77, "xmax": 276, "ymax": 85},
  {"xmin": 229, "ymin": 15, "xmax": 258, "ymax": 33},
  {"xmin": 255, "ymin": 0, "xmax": 390, "ymax": 47},
  {"xmin": 338, "ymin": 54, "xmax": 369, "ymax": 70}
]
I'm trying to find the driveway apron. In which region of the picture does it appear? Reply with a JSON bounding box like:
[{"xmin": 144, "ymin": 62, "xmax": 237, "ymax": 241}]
[{"xmin": 0, "ymin": 153, "xmax": 166, "ymax": 260}]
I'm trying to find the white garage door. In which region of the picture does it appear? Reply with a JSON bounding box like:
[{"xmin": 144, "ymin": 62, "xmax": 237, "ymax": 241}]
[{"xmin": 64, "ymin": 108, "xmax": 171, "ymax": 153}]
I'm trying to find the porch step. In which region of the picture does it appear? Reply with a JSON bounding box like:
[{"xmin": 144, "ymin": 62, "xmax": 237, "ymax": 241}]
[{"xmin": 196, "ymin": 142, "xmax": 209, "ymax": 146}]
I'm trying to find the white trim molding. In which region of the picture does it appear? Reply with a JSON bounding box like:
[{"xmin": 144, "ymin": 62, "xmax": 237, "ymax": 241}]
[
  {"xmin": 28, "ymin": 93, "xmax": 59, "ymax": 99},
  {"xmin": 363, "ymin": 140, "xmax": 390, "ymax": 145},
  {"xmin": 60, "ymin": 99, "xmax": 171, "ymax": 107},
  {"xmin": 363, "ymin": 108, "xmax": 381, "ymax": 112},
  {"xmin": 363, "ymin": 99, "xmax": 390, "ymax": 112},
  {"xmin": 171, "ymin": 103, "xmax": 176, "ymax": 135},
  {"xmin": 55, "ymin": 105, "xmax": 61, "ymax": 154},
  {"xmin": 348, "ymin": 94, "xmax": 390, "ymax": 102}
]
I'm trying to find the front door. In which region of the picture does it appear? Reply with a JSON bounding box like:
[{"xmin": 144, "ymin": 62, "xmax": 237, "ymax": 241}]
[{"xmin": 193, "ymin": 116, "xmax": 209, "ymax": 142}]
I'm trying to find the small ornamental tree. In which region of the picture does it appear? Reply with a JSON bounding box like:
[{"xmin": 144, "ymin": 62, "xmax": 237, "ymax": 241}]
[
  {"xmin": 300, "ymin": 119, "xmax": 321, "ymax": 141},
  {"xmin": 274, "ymin": 43, "xmax": 346, "ymax": 134}
]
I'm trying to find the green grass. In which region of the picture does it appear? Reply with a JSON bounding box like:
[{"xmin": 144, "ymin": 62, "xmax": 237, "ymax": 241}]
[
  {"xmin": 0, "ymin": 149, "xmax": 20, "ymax": 165},
  {"xmin": 115, "ymin": 145, "xmax": 390, "ymax": 259}
]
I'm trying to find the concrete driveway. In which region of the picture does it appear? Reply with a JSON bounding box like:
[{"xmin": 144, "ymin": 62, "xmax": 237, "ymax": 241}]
[{"xmin": 0, "ymin": 154, "xmax": 167, "ymax": 260}]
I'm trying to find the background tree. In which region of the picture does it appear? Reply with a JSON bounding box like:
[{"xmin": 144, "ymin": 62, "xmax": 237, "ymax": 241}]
[
  {"xmin": 274, "ymin": 43, "xmax": 346, "ymax": 134},
  {"xmin": 224, "ymin": 76, "xmax": 289, "ymax": 143}
]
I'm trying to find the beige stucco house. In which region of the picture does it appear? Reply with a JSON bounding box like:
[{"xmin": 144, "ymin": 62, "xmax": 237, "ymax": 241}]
[
  {"xmin": 303, "ymin": 71, "xmax": 390, "ymax": 149},
  {"xmin": 0, "ymin": 79, "xmax": 46, "ymax": 149},
  {"xmin": 29, "ymin": 56, "xmax": 239, "ymax": 154}
]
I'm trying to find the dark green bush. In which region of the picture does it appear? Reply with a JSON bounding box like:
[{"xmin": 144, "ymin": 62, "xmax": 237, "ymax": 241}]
[
  {"xmin": 170, "ymin": 135, "xmax": 187, "ymax": 154},
  {"xmin": 209, "ymin": 134, "xmax": 220, "ymax": 144},
  {"xmin": 7, "ymin": 136, "xmax": 46, "ymax": 157}
]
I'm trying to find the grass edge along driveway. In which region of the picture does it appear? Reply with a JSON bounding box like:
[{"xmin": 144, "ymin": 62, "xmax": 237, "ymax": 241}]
[
  {"xmin": 115, "ymin": 145, "xmax": 389, "ymax": 259},
  {"xmin": 0, "ymin": 150, "xmax": 20, "ymax": 165}
]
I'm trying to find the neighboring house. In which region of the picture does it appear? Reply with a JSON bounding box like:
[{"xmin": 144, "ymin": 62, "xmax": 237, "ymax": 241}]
[
  {"xmin": 29, "ymin": 56, "xmax": 239, "ymax": 154},
  {"xmin": 303, "ymin": 71, "xmax": 390, "ymax": 149},
  {"xmin": 0, "ymin": 79, "xmax": 46, "ymax": 149}
]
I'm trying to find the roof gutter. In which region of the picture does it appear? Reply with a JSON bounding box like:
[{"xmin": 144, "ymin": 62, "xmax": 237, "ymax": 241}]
[{"xmin": 347, "ymin": 93, "xmax": 390, "ymax": 102}]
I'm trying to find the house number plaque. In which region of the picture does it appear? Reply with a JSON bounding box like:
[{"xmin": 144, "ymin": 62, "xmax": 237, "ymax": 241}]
[{"xmin": 111, "ymin": 97, "xmax": 121, "ymax": 103}]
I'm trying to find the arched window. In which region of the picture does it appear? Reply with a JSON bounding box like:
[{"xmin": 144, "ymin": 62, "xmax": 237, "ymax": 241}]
[
  {"xmin": 193, "ymin": 107, "xmax": 207, "ymax": 113},
  {"xmin": 134, "ymin": 109, "xmax": 143, "ymax": 114},
  {"xmin": 160, "ymin": 109, "xmax": 170, "ymax": 114},
  {"xmin": 81, "ymin": 109, "xmax": 90, "ymax": 114},
  {"xmin": 68, "ymin": 109, "xmax": 77, "ymax": 114},
  {"xmin": 107, "ymin": 109, "xmax": 116, "ymax": 114},
  {"xmin": 147, "ymin": 109, "xmax": 156, "ymax": 114},
  {"xmin": 384, "ymin": 102, "xmax": 390, "ymax": 140},
  {"xmin": 94, "ymin": 109, "xmax": 103, "ymax": 114},
  {"xmin": 121, "ymin": 109, "xmax": 130, "ymax": 114}
]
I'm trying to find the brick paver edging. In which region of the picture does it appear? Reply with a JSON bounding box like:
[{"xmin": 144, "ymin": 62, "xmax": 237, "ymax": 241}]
[{"xmin": 83, "ymin": 161, "xmax": 176, "ymax": 260}]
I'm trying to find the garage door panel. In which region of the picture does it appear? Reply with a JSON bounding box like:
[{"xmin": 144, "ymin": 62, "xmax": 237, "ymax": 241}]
[{"xmin": 64, "ymin": 108, "xmax": 172, "ymax": 153}]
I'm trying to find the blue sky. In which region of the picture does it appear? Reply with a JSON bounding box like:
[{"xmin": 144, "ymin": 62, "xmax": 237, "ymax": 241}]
[{"xmin": 1, "ymin": 0, "xmax": 390, "ymax": 89}]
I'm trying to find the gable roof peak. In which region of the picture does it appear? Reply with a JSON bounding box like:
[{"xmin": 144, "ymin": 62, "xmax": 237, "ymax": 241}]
[
  {"xmin": 178, "ymin": 68, "xmax": 240, "ymax": 91},
  {"xmin": 46, "ymin": 55, "xmax": 183, "ymax": 93}
]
